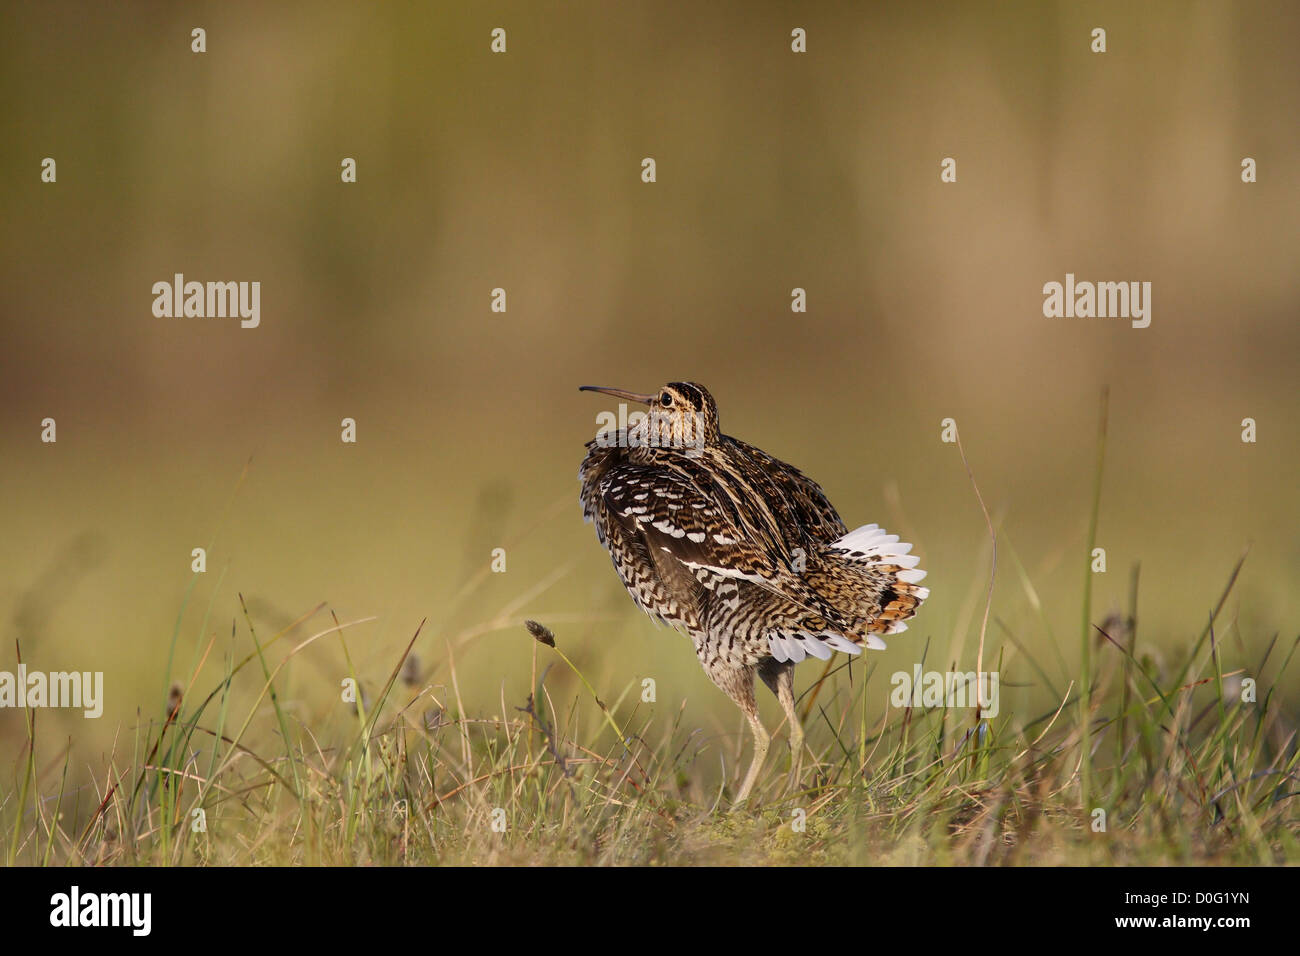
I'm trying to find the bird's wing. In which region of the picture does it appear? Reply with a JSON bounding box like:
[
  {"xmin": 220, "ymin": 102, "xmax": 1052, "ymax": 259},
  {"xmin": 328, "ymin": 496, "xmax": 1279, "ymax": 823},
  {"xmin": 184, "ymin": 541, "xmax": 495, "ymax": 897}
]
[
  {"xmin": 598, "ymin": 463, "xmax": 792, "ymax": 587},
  {"xmin": 596, "ymin": 458, "xmax": 882, "ymax": 660},
  {"xmin": 723, "ymin": 436, "xmax": 848, "ymax": 543}
]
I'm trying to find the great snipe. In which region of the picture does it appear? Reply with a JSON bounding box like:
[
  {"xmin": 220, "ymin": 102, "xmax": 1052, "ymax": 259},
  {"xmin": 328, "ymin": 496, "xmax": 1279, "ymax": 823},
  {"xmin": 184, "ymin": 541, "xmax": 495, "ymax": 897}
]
[{"xmin": 579, "ymin": 382, "xmax": 928, "ymax": 802}]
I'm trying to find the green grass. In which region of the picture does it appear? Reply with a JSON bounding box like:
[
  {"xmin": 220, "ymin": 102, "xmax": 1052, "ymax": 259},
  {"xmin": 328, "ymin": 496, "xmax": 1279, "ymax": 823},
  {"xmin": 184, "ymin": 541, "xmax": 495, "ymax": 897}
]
[{"xmin": 2, "ymin": 554, "xmax": 1296, "ymax": 866}]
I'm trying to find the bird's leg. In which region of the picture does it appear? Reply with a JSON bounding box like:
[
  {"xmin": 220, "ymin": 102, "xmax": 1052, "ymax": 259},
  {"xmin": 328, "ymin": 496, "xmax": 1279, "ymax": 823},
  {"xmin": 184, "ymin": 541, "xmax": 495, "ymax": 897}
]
[
  {"xmin": 736, "ymin": 703, "xmax": 769, "ymax": 805},
  {"xmin": 759, "ymin": 658, "xmax": 804, "ymax": 791},
  {"xmin": 704, "ymin": 660, "xmax": 768, "ymax": 804}
]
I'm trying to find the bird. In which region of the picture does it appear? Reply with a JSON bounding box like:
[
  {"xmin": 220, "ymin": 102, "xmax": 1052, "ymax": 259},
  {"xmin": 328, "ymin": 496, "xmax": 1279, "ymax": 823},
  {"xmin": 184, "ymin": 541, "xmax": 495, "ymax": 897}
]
[{"xmin": 578, "ymin": 381, "xmax": 928, "ymax": 802}]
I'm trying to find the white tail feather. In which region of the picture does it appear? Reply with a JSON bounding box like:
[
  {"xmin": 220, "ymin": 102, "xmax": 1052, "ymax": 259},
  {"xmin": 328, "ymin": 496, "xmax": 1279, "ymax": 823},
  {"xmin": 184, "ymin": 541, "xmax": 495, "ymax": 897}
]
[
  {"xmin": 831, "ymin": 523, "xmax": 920, "ymax": 566},
  {"xmin": 768, "ymin": 629, "xmax": 883, "ymax": 661}
]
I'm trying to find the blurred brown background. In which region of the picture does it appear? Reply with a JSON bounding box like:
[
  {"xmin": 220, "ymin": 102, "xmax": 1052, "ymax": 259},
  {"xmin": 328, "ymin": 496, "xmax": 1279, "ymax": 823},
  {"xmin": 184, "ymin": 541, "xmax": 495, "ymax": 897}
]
[{"xmin": 1, "ymin": 2, "xmax": 1296, "ymax": 761}]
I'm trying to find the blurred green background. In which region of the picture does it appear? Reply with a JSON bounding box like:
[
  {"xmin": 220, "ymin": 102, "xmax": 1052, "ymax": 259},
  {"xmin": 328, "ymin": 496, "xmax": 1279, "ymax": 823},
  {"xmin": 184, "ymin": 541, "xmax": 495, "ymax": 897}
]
[{"xmin": 1, "ymin": 2, "xmax": 1297, "ymax": 772}]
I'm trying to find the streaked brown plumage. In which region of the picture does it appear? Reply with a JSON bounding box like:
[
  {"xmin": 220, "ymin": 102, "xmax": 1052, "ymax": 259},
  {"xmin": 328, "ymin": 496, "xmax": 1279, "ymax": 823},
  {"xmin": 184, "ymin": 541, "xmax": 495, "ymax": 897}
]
[{"xmin": 578, "ymin": 382, "xmax": 928, "ymax": 802}]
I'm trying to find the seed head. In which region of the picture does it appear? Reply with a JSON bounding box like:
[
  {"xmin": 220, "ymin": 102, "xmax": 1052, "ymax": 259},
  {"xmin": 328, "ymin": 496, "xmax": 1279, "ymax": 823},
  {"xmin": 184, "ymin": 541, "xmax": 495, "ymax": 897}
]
[{"xmin": 525, "ymin": 619, "xmax": 555, "ymax": 647}]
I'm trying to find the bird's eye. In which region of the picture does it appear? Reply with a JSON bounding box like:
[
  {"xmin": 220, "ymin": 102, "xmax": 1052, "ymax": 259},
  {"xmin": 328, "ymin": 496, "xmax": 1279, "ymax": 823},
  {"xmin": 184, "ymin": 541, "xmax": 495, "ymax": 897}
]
[{"xmin": 660, "ymin": 391, "xmax": 673, "ymax": 406}]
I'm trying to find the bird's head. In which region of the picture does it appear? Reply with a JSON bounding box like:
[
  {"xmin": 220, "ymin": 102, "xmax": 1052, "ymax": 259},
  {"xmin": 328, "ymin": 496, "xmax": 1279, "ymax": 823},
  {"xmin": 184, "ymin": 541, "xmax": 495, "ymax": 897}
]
[{"xmin": 579, "ymin": 381, "xmax": 720, "ymax": 451}]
